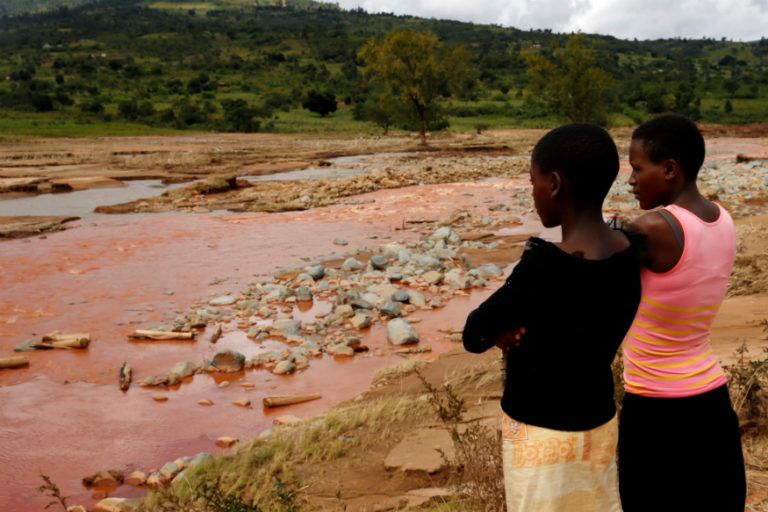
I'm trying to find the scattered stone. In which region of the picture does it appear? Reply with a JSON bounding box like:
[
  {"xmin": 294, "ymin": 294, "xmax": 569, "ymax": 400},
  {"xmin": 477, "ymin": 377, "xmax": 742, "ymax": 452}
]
[
  {"xmin": 208, "ymin": 323, "xmax": 223, "ymax": 343},
  {"xmin": 422, "ymin": 271, "xmax": 443, "ymax": 285},
  {"xmin": 379, "ymin": 301, "xmax": 402, "ymax": 318},
  {"xmin": 350, "ymin": 312, "xmax": 373, "ymax": 329},
  {"xmin": 295, "ymin": 286, "xmax": 313, "ymax": 302},
  {"xmin": 342, "ymin": 257, "xmax": 364, "ymax": 271},
  {"xmin": 208, "ymin": 295, "xmax": 237, "ymax": 307},
  {"xmin": 391, "ymin": 290, "xmax": 410, "ymax": 303},
  {"xmin": 67, "ymin": 506, "xmax": 87, "ymax": 512},
  {"xmin": 88, "ymin": 471, "xmax": 122, "ymax": 488},
  {"xmin": 124, "ymin": 471, "xmax": 147, "ymax": 487},
  {"xmin": 327, "ymin": 343, "xmax": 355, "ymax": 357},
  {"xmin": 211, "ymin": 350, "xmax": 245, "ymax": 372},
  {"xmin": 475, "ymin": 263, "xmax": 504, "ymax": 278},
  {"xmin": 407, "ymin": 290, "xmax": 427, "ymax": 308},
  {"xmin": 444, "ymin": 269, "xmax": 472, "ymax": 289},
  {"xmin": 216, "ymin": 436, "xmax": 239, "ymax": 448},
  {"xmin": 370, "ymin": 255, "xmax": 390, "ymax": 270},
  {"xmin": 139, "ymin": 375, "xmax": 170, "ymax": 387},
  {"xmin": 169, "ymin": 361, "xmax": 197, "ymax": 379},
  {"xmin": 188, "ymin": 452, "xmax": 214, "ymax": 468},
  {"xmin": 158, "ymin": 461, "xmax": 181, "ymax": 483},
  {"xmin": 387, "ymin": 318, "xmax": 420, "ymax": 345},
  {"xmin": 273, "ymin": 360, "xmax": 296, "ymax": 374},
  {"xmin": 198, "ymin": 399, "xmax": 214, "ymax": 406},
  {"xmin": 334, "ymin": 304, "xmax": 355, "ymax": 318},
  {"xmin": 218, "ymin": 381, "xmax": 231, "ymax": 388},
  {"xmin": 416, "ymin": 255, "xmax": 443, "ymax": 271},
  {"xmin": 145, "ymin": 472, "xmax": 162, "ymax": 489},
  {"xmin": 93, "ymin": 498, "xmax": 140, "ymax": 512},
  {"xmin": 233, "ymin": 398, "xmax": 251, "ymax": 407},
  {"xmin": 152, "ymin": 394, "xmax": 168, "ymax": 402},
  {"xmin": 40, "ymin": 332, "xmax": 91, "ymax": 349},
  {"xmin": 272, "ymin": 319, "xmax": 302, "ymax": 337},
  {"xmin": 306, "ymin": 265, "xmax": 325, "ymax": 280},
  {"xmin": 273, "ymin": 415, "xmax": 302, "ymax": 426},
  {"xmin": 333, "ymin": 237, "xmax": 349, "ymax": 246},
  {"xmin": 13, "ymin": 339, "xmax": 37, "ymax": 352}
]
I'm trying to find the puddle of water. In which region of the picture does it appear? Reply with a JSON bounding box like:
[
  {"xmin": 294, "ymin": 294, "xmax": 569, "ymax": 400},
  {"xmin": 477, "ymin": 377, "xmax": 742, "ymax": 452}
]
[{"xmin": 0, "ymin": 180, "xmax": 186, "ymax": 217}]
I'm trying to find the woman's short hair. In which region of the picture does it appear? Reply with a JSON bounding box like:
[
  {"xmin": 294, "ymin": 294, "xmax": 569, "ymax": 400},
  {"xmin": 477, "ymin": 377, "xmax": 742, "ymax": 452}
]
[{"xmin": 632, "ymin": 113, "xmax": 705, "ymax": 181}]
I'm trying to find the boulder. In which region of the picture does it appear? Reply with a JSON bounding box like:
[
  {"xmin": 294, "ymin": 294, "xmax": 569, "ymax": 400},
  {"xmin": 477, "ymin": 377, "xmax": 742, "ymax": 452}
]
[
  {"xmin": 379, "ymin": 301, "xmax": 402, "ymax": 318},
  {"xmin": 387, "ymin": 319, "xmax": 420, "ymax": 345},
  {"xmin": 342, "ymin": 257, "xmax": 364, "ymax": 271},
  {"xmin": 370, "ymin": 255, "xmax": 390, "ymax": 270},
  {"xmin": 93, "ymin": 498, "xmax": 140, "ymax": 512},
  {"xmin": 306, "ymin": 265, "xmax": 325, "ymax": 280},
  {"xmin": 208, "ymin": 295, "xmax": 237, "ymax": 306},
  {"xmin": 211, "ymin": 350, "xmax": 246, "ymax": 373},
  {"xmin": 407, "ymin": 290, "xmax": 427, "ymax": 308},
  {"xmin": 416, "ymin": 255, "xmax": 443, "ymax": 271},
  {"xmin": 350, "ymin": 312, "xmax": 373, "ymax": 329},
  {"xmin": 422, "ymin": 271, "xmax": 443, "ymax": 285},
  {"xmin": 168, "ymin": 361, "xmax": 197, "ymax": 379},
  {"xmin": 273, "ymin": 360, "xmax": 296, "ymax": 375},
  {"xmin": 392, "ymin": 290, "xmax": 410, "ymax": 303},
  {"xmin": 444, "ymin": 269, "xmax": 471, "ymax": 290},
  {"xmin": 272, "ymin": 319, "xmax": 302, "ymax": 337}
]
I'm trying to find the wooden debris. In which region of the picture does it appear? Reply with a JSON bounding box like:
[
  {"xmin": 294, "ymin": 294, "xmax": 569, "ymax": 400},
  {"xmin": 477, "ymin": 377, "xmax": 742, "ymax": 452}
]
[
  {"xmin": 263, "ymin": 393, "xmax": 321, "ymax": 408},
  {"xmin": 0, "ymin": 356, "xmax": 29, "ymax": 369},
  {"xmin": 41, "ymin": 332, "xmax": 91, "ymax": 349},
  {"xmin": 394, "ymin": 345, "xmax": 432, "ymax": 355},
  {"xmin": 736, "ymin": 154, "xmax": 768, "ymax": 163},
  {"xmin": 119, "ymin": 362, "xmax": 132, "ymax": 391},
  {"xmin": 129, "ymin": 330, "xmax": 195, "ymax": 341},
  {"xmin": 209, "ymin": 323, "xmax": 223, "ymax": 344}
]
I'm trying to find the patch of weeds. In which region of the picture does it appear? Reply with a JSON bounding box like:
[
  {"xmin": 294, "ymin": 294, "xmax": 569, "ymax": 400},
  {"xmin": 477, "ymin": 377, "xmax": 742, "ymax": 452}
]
[
  {"xmin": 725, "ymin": 342, "xmax": 768, "ymax": 434},
  {"xmin": 38, "ymin": 473, "xmax": 69, "ymax": 511},
  {"xmin": 417, "ymin": 371, "xmax": 505, "ymax": 512}
]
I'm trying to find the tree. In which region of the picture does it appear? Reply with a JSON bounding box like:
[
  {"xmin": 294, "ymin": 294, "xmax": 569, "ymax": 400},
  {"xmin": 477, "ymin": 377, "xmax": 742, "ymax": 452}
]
[
  {"xmin": 302, "ymin": 90, "xmax": 337, "ymax": 117},
  {"xmin": 358, "ymin": 29, "xmax": 474, "ymax": 145},
  {"xmin": 220, "ymin": 98, "xmax": 269, "ymax": 132},
  {"xmin": 524, "ymin": 34, "xmax": 612, "ymax": 126}
]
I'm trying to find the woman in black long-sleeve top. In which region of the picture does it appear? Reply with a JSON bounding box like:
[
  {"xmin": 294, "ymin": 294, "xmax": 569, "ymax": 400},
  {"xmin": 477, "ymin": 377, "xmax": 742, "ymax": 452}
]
[{"xmin": 463, "ymin": 124, "xmax": 641, "ymax": 512}]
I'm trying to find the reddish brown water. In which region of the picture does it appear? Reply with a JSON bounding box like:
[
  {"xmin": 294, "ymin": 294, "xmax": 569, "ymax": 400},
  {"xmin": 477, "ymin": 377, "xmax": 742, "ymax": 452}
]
[{"xmin": 0, "ymin": 178, "xmax": 534, "ymax": 510}]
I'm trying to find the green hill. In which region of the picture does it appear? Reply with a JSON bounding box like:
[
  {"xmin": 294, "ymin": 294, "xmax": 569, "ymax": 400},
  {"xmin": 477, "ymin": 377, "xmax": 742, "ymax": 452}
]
[{"xmin": 0, "ymin": 0, "xmax": 765, "ymax": 136}]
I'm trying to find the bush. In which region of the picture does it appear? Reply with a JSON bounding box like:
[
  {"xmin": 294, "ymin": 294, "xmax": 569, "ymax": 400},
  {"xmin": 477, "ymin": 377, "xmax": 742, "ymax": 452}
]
[{"xmin": 302, "ymin": 90, "xmax": 337, "ymax": 117}]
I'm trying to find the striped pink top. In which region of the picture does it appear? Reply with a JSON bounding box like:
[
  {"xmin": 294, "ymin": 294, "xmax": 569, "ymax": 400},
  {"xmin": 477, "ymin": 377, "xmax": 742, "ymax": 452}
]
[{"xmin": 623, "ymin": 203, "xmax": 736, "ymax": 397}]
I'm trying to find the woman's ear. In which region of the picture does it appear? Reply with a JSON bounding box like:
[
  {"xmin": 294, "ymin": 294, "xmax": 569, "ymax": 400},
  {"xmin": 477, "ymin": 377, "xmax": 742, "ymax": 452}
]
[
  {"xmin": 550, "ymin": 171, "xmax": 562, "ymax": 196},
  {"xmin": 663, "ymin": 159, "xmax": 681, "ymax": 181}
]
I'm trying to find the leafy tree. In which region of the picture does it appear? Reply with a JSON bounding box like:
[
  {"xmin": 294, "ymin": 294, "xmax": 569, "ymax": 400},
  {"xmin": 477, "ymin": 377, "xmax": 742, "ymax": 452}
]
[
  {"xmin": 358, "ymin": 29, "xmax": 474, "ymax": 144},
  {"xmin": 352, "ymin": 86, "xmax": 401, "ymax": 134},
  {"xmin": 220, "ymin": 98, "xmax": 269, "ymax": 132},
  {"xmin": 524, "ymin": 34, "xmax": 612, "ymax": 126},
  {"xmin": 302, "ymin": 90, "xmax": 337, "ymax": 117}
]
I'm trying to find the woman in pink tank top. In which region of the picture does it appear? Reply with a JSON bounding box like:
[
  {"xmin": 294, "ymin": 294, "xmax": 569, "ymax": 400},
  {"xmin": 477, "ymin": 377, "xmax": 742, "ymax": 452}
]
[{"xmin": 618, "ymin": 114, "xmax": 746, "ymax": 512}]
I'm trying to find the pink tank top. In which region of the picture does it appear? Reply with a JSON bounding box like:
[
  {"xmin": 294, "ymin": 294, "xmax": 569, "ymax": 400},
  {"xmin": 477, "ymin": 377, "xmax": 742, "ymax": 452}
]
[{"xmin": 623, "ymin": 203, "xmax": 735, "ymax": 397}]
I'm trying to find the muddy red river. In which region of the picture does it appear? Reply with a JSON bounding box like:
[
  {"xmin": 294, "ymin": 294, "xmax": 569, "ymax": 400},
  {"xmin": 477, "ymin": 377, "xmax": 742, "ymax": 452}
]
[{"xmin": 0, "ymin": 176, "xmax": 540, "ymax": 510}]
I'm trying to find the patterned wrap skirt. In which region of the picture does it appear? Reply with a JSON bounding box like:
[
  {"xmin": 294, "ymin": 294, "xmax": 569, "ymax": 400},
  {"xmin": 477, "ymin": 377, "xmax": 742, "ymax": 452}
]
[{"xmin": 501, "ymin": 412, "xmax": 622, "ymax": 512}]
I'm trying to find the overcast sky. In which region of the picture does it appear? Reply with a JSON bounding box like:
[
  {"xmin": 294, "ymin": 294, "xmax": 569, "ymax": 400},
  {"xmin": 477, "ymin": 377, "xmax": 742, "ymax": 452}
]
[{"xmin": 320, "ymin": 0, "xmax": 768, "ymax": 41}]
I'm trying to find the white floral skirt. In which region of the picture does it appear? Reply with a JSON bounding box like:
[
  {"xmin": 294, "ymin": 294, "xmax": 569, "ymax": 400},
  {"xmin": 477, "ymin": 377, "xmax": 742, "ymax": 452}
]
[{"xmin": 501, "ymin": 412, "xmax": 622, "ymax": 512}]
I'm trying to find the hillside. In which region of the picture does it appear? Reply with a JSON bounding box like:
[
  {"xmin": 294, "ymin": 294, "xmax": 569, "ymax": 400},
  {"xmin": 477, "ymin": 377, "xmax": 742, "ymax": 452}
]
[{"xmin": 0, "ymin": 0, "xmax": 766, "ymax": 136}]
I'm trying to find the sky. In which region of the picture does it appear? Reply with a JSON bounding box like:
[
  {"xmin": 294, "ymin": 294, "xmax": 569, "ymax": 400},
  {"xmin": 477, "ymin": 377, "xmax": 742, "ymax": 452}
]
[{"xmin": 319, "ymin": 0, "xmax": 768, "ymax": 41}]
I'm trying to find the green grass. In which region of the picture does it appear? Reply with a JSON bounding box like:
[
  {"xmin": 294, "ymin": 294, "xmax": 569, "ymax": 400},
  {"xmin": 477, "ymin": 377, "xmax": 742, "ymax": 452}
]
[
  {"xmin": 0, "ymin": 111, "xmax": 198, "ymax": 138},
  {"xmin": 270, "ymin": 106, "xmax": 379, "ymax": 133}
]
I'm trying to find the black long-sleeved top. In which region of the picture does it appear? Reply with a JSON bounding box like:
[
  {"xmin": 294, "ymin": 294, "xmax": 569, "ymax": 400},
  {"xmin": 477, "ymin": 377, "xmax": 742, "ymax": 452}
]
[{"xmin": 463, "ymin": 237, "xmax": 641, "ymax": 431}]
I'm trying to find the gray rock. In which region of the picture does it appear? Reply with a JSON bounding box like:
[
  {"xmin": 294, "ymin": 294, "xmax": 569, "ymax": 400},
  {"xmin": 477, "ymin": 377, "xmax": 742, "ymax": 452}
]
[
  {"xmin": 379, "ymin": 301, "xmax": 402, "ymax": 318},
  {"xmin": 294, "ymin": 273, "xmax": 315, "ymax": 283},
  {"xmin": 397, "ymin": 250, "xmax": 412, "ymax": 263},
  {"xmin": 295, "ymin": 286, "xmax": 313, "ymax": 302},
  {"xmin": 334, "ymin": 304, "xmax": 355, "ymax": 318},
  {"xmin": 316, "ymin": 280, "xmax": 330, "ymax": 291},
  {"xmin": 209, "ymin": 295, "xmax": 237, "ymax": 306},
  {"xmin": 392, "ymin": 290, "xmax": 410, "ymax": 303},
  {"xmin": 444, "ymin": 269, "xmax": 471, "ymax": 290},
  {"xmin": 159, "ymin": 461, "xmax": 181, "ymax": 481},
  {"xmin": 407, "ymin": 290, "xmax": 427, "ymax": 308},
  {"xmin": 386, "ymin": 267, "xmax": 404, "ymax": 281},
  {"xmin": 188, "ymin": 452, "xmax": 214, "ymax": 468},
  {"xmin": 350, "ymin": 312, "xmax": 373, "ymax": 329},
  {"xmin": 273, "ymin": 360, "xmax": 296, "ymax": 374},
  {"xmin": 262, "ymin": 284, "xmax": 289, "ymax": 301},
  {"xmin": 350, "ymin": 297, "xmax": 374, "ymax": 310},
  {"xmin": 139, "ymin": 375, "xmax": 170, "ymax": 387},
  {"xmin": 475, "ymin": 263, "xmax": 504, "ymax": 278},
  {"xmin": 306, "ymin": 265, "xmax": 325, "ymax": 280},
  {"xmin": 382, "ymin": 242, "xmax": 407, "ymax": 258},
  {"xmin": 235, "ymin": 300, "xmax": 263, "ymax": 313},
  {"xmin": 416, "ymin": 255, "xmax": 443, "ymax": 271},
  {"xmin": 272, "ymin": 319, "xmax": 302, "ymax": 337},
  {"xmin": 327, "ymin": 343, "xmax": 355, "ymax": 357},
  {"xmin": 333, "ymin": 237, "xmax": 349, "ymax": 246},
  {"xmin": 342, "ymin": 257, "xmax": 364, "ymax": 271},
  {"xmin": 422, "ymin": 270, "xmax": 443, "ymax": 285},
  {"xmin": 211, "ymin": 350, "xmax": 246, "ymax": 373},
  {"xmin": 429, "ymin": 297, "xmax": 445, "ymax": 309},
  {"xmin": 169, "ymin": 361, "xmax": 197, "ymax": 379},
  {"xmin": 361, "ymin": 292, "xmax": 381, "ymax": 306},
  {"xmin": 387, "ymin": 318, "xmax": 420, "ymax": 345},
  {"xmin": 370, "ymin": 255, "xmax": 390, "ymax": 270},
  {"xmin": 14, "ymin": 339, "xmax": 37, "ymax": 352}
]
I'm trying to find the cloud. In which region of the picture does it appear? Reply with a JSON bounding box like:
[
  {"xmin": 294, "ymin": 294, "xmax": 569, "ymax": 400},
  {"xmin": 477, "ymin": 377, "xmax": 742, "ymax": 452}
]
[{"xmin": 324, "ymin": 0, "xmax": 768, "ymax": 40}]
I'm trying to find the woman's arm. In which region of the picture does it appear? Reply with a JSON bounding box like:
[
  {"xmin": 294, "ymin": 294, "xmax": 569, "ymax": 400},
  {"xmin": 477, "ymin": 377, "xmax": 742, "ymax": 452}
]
[
  {"xmin": 462, "ymin": 252, "xmax": 534, "ymax": 354},
  {"xmin": 633, "ymin": 212, "xmax": 683, "ymax": 272}
]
